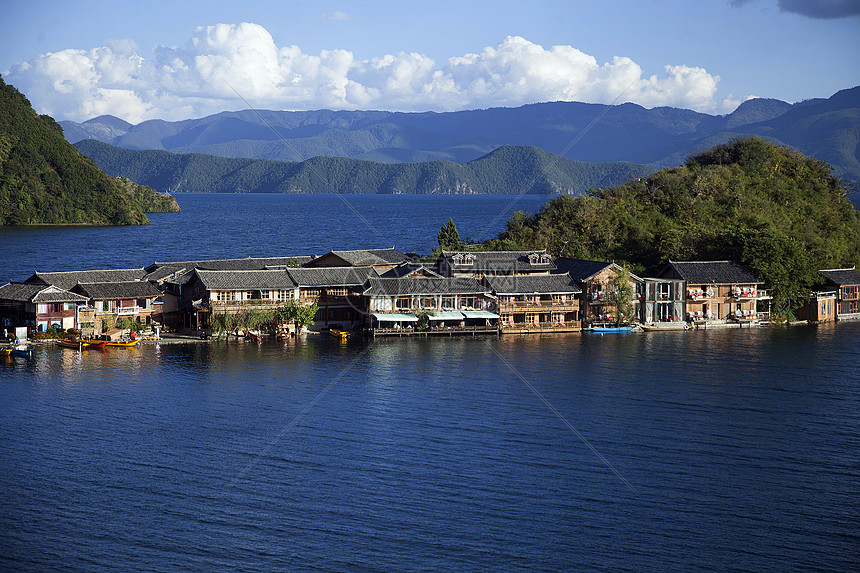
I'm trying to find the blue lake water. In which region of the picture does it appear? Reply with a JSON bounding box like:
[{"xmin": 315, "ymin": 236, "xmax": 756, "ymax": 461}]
[{"xmin": 1, "ymin": 194, "xmax": 859, "ymax": 571}]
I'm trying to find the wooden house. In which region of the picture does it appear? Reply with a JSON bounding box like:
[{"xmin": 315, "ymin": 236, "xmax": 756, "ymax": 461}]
[
  {"xmin": 795, "ymin": 290, "xmax": 838, "ymax": 324},
  {"xmin": 179, "ymin": 269, "xmax": 299, "ymax": 330},
  {"xmin": 71, "ymin": 281, "xmax": 163, "ymax": 333},
  {"xmin": 361, "ymin": 277, "xmax": 497, "ymax": 336},
  {"xmin": 285, "ymin": 267, "xmax": 378, "ymax": 330},
  {"xmin": 658, "ymin": 261, "xmax": 764, "ymax": 323},
  {"xmin": 436, "ymin": 250, "xmax": 556, "ymax": 278},
  {"xmin": 484, "ymin": 274, "xmax": 581, "ymax": 334},
  {"xmin": 0, "ymin": 282, "xmax": 89, "ymax": 334},
  {"xmin": 818, "ymin": 267, "xmax": 860, "ymax": 320},
  {"xmin": 554, "ymin": 258, "xmax": 641, "ymax": 326}
]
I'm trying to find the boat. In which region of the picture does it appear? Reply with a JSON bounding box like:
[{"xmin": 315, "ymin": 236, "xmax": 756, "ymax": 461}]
[
  {"xmin": 242, "ymin": 330, "xmax": 262, "ymax": 343},
  {"xmin": 639, "ymin": 322, "xmax": 689, "ymax": 331},
  {"xmin": 1, "ymin": 346, "xmax": 33, "ymax": 359},
  {"xmin": 57, "ymin": 339, "xmax": 108, "ymax": 350},
  {"xmin": 329, "ymin": 328, "xmax": 349, "ymax": 341},
  {"xmin": 584, "ymin": 325, "xmax": 637, "ymax": 333},
  {"xmin": 104, "ymin": 338, "xmax": 141, "ymax": 348}
]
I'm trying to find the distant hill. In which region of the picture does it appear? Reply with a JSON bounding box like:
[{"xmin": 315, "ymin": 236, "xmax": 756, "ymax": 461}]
[
  {"xmin": 74, "ymin": 139, "xmax": 655, "ymax": 195},
  {"xmin": 485, "ymin": 137, "xmax": 860, "ymax": 316},
  {"xmin": 59, "ymin": 86, "xmax": 860, "ymax": 189},
  {"xmin": 0, "ymin": 76, "xmax": 179, "ymax": 226}
]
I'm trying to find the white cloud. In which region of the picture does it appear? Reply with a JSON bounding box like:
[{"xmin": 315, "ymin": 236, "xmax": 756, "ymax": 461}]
[
  {"xmin": 5, "ymin": 24, "xmax": 739, "ymax": 122},
  {"xmin": 322, "ymin": 11, "xmax": 350, "ymax": 20}
]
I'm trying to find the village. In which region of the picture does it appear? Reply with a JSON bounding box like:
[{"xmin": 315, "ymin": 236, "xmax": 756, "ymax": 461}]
[{"xmin": 1, "ymin": 247, "xmax": 859, "ymax": 348}]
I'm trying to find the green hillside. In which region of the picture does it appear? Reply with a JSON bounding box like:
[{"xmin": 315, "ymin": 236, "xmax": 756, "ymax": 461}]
[
  {"xmin": 74, "ymin": 139, "xmax": 654, "ymax": 195},
  {"xmin": 0, "ymin": 76, "xmax": 179, "ymax": 225},
  {"xmin": 486, "ymin": 137, "xmax": 860, "ymax": 315}
]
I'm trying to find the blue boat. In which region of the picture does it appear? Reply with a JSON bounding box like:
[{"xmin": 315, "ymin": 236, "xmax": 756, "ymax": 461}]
[{"xmin": 584, "ymin": 325, "xmax": 637, "ymax": 333}]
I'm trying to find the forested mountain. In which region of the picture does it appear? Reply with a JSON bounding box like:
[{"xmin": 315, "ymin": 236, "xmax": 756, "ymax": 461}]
[
  {"xmin": 74, "ymin": 139, "xmax": 654, "ymax": 195},
  {"xmin": 60, "ymin": 86, "xmax": 860, "ymax": 188},
  {"xmin": 484, "ymin": 137, "xmax": 860, "ymax": 316},
  {"xmin": 0, "ymin": 76, "xmax": 179, "ymax": 226}
]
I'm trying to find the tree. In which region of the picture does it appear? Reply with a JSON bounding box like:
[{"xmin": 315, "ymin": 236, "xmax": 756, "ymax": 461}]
[
  {"xmin": 606, "ymin": 267, "xmax": 636, "ymax": 326},
  {"xmin": 277, "ymin": 300, "xmax": 319, "ymax": 329},
  {"xmin": 437, "ymin": 218, "xmax": 464, "ymax": 250}
]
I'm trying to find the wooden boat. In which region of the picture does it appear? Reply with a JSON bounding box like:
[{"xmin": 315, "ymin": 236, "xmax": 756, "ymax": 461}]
[
  {"xmin": 639, "ymin": 323, "xmax": 689, "ymax": 331},
  {"xmin": 242, "ymin": 330, "xmax": 262, "ymax": 343},
  {"xmin": 10, "ymin": 346, "xmax": 34, "ymax": 359},
  {"xmin": 104, "ymin": 338, "xmax": 141, "ymax": 348},
  {"xmin": 584, "ymin": 325, "xmax": 637, "ymax": 333},
  {"xmin": 329, "ymin": 328, "xmax": 349, "ymax": 341},
  {"xmin": 57, "ymin": 339, "xmax": 107, "ymax": 350}
]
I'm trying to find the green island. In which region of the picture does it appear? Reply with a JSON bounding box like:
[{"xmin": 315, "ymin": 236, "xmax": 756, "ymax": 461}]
[{"xmin": 0, "ymin": 75, "xmax": 179, "ymax": 226}]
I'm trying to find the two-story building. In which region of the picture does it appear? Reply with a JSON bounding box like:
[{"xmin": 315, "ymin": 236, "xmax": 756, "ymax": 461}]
[
  {"xmin": 554, "ymin": 258, "xmax": 641, "ymax": 326},
  {"xmin": 362, "ymin": 277, "xmax": 497, "ymax": 336},
  {"xmin": 818, "ymin": 267, "xmax": 860, "ymax": 320},
  {"xmin": 0, "ymin": 282, "xmax": 89, "ymax": 334},
  {"xmin": 484, "ymin": 274, "xmax": 581, "ymax": 333},
  {"xmin": 71, "ymin": 281, "xmax": 163, "ymax": 333},
  {"xmin": 658, "ymin": 260, "xmax": 764, "ymax": 324},
  {"xmin": 638, "ymin": 278, "xmax": 686, "ymax": 324}
]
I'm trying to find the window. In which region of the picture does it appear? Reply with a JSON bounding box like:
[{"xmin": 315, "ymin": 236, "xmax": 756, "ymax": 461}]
[
  {"xmin": 419, "ymin": 296, "xmax": 436, "ymax": 309},
  {"xmin": 327, "ymin": 287, "xmax": 348, "ymax": 297},
  {"xmin": 64, "ymin": 302, "xmax": 75, "ymax": 311},
  {"xmin": 441, "ymin": 296, "xmax": 456, "ymax": 310},
  {"xmin": 216, "ymin": 291, "xmax": 235, "ymax": 302},
  {"xmin": 395, "ymin": 297, "xmax": 412, "ymax": 310},
  {"xmin": 657, "ymin": 282, "xmax": 672, "ymax": 300}
]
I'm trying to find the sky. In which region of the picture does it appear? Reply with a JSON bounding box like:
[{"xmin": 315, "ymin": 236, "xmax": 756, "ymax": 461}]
[{"xmin": 1, "ymin": 0, "xmax": 858, "ymax": 123}]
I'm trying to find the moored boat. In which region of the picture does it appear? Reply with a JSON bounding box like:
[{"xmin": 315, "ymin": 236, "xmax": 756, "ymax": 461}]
[
  {"xmin": 329, "ymin": 328, "xmax": 349, "ymax": 341},
  {"xmin": 57, "ymin": 339, "xmax": 107, "ymax": 350},
  {"xmin": 104, "ymin": 338, "xmax": 141, "ymax": 348},
  {"xmin": 584, "ymin": 325, "xmax": 637, "ymax": 333}
]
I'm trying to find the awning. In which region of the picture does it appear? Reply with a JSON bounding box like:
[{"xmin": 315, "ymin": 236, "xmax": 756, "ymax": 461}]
[
  {"xmin": 372, "ymin": 312, "xmax": 418, "ymax": 322},
  {"xmin": 461, "ymin": 310, "xmax": 499, "ymax": 319},
  {"xmin": 427, "ymin": 311, "xmax": 465, "ymax": 321}
]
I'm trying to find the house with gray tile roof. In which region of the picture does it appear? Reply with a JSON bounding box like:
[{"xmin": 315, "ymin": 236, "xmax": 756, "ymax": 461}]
[
  {"xmin": 437, "ymin": 250, "xmax": 555, "ymax": 278},
  {"xmin": 307, "ymin": 248, "xmax": 410, "ymax": 272},
  {"xmin": 659, "ymin": 261, "xmax": 764, "ymax": 323},
  {"xmin": 484, "ymin": 274, "xmax": 581, "ymax": 333},
  {"xmin": 144, "ymin": 256, "xmax": 312, "ymax": 285},
  {"xmin": 819, "ymin": 267, "xmax": 860, "ymax": 320},
  {"xmin": 71, "ymin": 281, "xmax": 164, "ymax": 332},
  {"xmin": 0, "ymin": 282, "xmax": 89, "ymax": 333},
  {"xmin": 25, "ymin": 268, "xmax": 147, "ymax": 290},
  {"xmin": 554, "ymin": 258, "xmax": 642, "ymax": 327}
]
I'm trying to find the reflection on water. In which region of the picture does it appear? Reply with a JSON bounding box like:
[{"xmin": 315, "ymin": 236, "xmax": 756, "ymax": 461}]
[{"xmin": 1, "ymin": 325, "xmax": 859, "ymax": 571}]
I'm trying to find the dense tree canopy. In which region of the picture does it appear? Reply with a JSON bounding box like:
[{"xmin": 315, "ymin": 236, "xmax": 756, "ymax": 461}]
[
  {"xmin": 485, "ymin": 137, "xmax": 860, "ymax": 315},
  {"xmin": 0, "ymin": 75, "xmax": 178, "ymax": 225}
]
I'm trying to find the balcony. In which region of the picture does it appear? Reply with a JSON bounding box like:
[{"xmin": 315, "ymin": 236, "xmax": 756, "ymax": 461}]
[{"xmin": 116, "ymin": 306, "xmax": 140, "ymax": 315}]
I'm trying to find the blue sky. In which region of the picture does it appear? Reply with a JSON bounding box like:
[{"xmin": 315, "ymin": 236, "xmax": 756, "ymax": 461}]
[{"xmin": 2, "ymin": 0, "xmax": 858, "ymax": 122}]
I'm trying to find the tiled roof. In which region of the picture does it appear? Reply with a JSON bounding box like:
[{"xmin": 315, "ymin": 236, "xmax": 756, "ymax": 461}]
[
  {"xmin": 663, "ymin": 261, "xmax": 763, "ymax": 284},
  {"xmin": 73, "ymin": 281, "xmax": 162, "ymax": 300},
  {"xmin": 144, "ymin": 256, "xmax": 313, "ymax": 282},
  {"xmin": 440, "ymin": 250, "xmax": 556, "ymax": 273},
  {"xmin": 484, "ymin": 274, "xmax": 581, "ymax": 295},
  {"xmin": 379, "ymin": 263, "xmax": 443, "ymax": 279},
  {"xmin": 194, "ymin": 269, "xmax": 297, "ymax": 291},
  {"xmin": 0, "ymin": 282, "xmax": 89, "ymax": 303},
  {"xmin": 553, "ymin": 258, "xmax": 614, "ymax": 282},
  {"xmin": 26, "ymin": 268, "xmax": 147, "ymax": 290},
  {"xmin": 309, "ymin": 248, "xmax": 409, "ymax": 267},
  {"xmin": 363, "ymin": 277, "xmax": 489, "ymax": 297},
  {"xmin": 819, "ymin": 267, "xmax": 860, "ymax": 286},
  {"xmin": 286, "ymin": 267, "xmax": 378, "ymax": 287}
]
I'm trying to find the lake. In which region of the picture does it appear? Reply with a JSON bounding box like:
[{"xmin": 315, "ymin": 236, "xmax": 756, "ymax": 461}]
[{"xmin": 1, "ymin": 194, "xmax": 858, "ymax": 571}]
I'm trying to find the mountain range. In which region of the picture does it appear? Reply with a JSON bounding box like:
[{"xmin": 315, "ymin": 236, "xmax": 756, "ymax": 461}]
[
  {"xmin": 73, "ymin": 140, "xmax": 654, "ymax": 195},
  {"xmin": 60, "ymin": 86, "xmax": 860, "ymax": 190}
]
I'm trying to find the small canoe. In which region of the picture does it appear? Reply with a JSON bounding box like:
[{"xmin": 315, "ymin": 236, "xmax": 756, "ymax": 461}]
[
  {"xmin": 242, "ymin": 330, "xmax": 262, "ymax": 343},
  {"xmin": 584, "ymin": 325, "xmax": 637, "ymax": 333},
  {"xmin": 57, "ymin": 339, "xmax": 107, "ymax": 349},
  {"xmin": 639, "ymin": 323, "xmax": 689, "ymax": 331},
  {"xmin": 329, "ymin": 329, "xmax": 349, "ymax": 341},
  {"xmin": 104, "ymin": 339, "xmax": 141, "ymax": 348}
]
